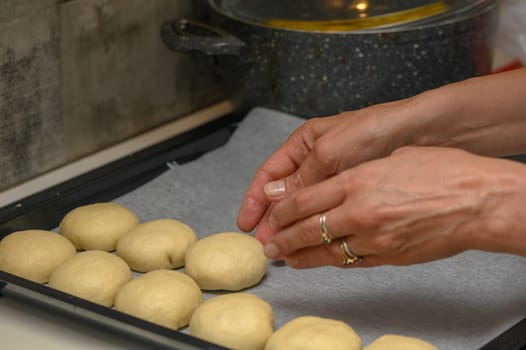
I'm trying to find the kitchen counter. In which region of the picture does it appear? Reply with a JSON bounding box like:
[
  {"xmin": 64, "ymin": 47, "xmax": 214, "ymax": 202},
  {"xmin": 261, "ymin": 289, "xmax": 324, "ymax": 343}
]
[{"xmin": 0, "ymin": 297, "xmax": 153, "ymax": 350}]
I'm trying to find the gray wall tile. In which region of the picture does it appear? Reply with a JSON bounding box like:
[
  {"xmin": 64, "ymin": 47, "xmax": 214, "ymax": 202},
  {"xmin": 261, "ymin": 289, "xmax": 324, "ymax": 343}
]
[{"xmin": 0, "ymin": 0, "xmax": 225, "ymax": 193}]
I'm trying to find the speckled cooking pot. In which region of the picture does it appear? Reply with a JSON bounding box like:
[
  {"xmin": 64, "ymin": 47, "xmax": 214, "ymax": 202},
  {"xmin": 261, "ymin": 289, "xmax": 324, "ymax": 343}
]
[{"xmin": 162, "ymin": 0, "xmax": 499, "ymax": 117}]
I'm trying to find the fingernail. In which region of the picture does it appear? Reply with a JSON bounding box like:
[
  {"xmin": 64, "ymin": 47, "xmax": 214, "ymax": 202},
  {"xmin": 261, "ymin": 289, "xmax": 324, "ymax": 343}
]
[
  {"xmin": 264, "ymin": 242, "xmax": 280, "ymax": 259},
  {"xmin": 264, "ymin": 180, "xmax": 285, "ymax": 197}
]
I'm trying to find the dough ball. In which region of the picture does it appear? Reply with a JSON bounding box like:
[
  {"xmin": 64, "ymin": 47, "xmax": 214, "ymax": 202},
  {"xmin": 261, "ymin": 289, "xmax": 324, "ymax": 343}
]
[
  {"xmin": 364, "ymin": 334, "xmax": 437, "ymax": 350},
  {"xmin": 116, "ymin": 219, "xmax": 197, "ymax": 272},
  {"xmin": 48, "ymin": 250, "xmax": 131, "ymax": 307},
  {"xmin": 184, "ymin": 232, "xmax": 268, "ymax": 291},
  {"xmin": 265, "ymin": 316, "xmax": 361, "ymax": 350},
  {"xmin": 0, "ymin": 230, "xmax": 76, "ymax": 283},
  {"xmin": 115, "ymin": 269, "xmax": 202, "ymax": 330},
  {"xmin": 190, "ymin": 293, "xmax": 274, "ymax": 350},
  {"xmin": 59, "ymin": 202, "xmax": 139, "ymax": 251}
]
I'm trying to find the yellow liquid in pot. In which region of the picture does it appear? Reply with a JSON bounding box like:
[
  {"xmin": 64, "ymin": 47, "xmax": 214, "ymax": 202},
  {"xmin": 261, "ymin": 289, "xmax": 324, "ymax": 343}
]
[{"xmin": 263, "ymin": 1, "xmax": 447, "ymax": 31}]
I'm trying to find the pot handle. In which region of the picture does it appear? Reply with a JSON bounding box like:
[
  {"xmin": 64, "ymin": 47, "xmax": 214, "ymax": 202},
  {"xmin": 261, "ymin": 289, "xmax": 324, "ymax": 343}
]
[{"xmin": 161, "ymin": 19, "xmax": 246, "ymax": 56}]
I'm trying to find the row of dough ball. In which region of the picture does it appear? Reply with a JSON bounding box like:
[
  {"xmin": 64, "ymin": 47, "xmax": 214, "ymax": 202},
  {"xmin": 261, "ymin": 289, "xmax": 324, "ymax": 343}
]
[
  {"xmin": 60, "ymin": 203, "xmax": 269, "ymax": 291},
  {"xmin": 265, "ymin": 317, "xmax": 437, "ymax": 350},
  {"xmin": 0, "ymin": 228, "xmax": 267, "ymax": 293},
  {"xmin": 0, "ymin": 229, "xmax": 266, "ymax": 329},
  {"xmin": 188, "ymin": 292, "xmax": 437, "ymax": 350},
  {"xmin": 0, "ymin": 229, "xmax": 267, "ymax": 305},
  {"xmin": 0, "ymin": 202, "xmax": 267, "ymax": 289},
  {"xmin": 117, "ymin": 220, "xmax": 268, "ymax": 291},
  {"xmin": 114, "ymin": 279, "xmax": 436, "ymax": 350}
]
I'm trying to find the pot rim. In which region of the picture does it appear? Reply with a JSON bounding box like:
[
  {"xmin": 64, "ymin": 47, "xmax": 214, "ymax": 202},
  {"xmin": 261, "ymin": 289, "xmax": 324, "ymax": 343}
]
[{"xmin": 208, "ymin": 0, "xmax": 498, "ymax": 34}]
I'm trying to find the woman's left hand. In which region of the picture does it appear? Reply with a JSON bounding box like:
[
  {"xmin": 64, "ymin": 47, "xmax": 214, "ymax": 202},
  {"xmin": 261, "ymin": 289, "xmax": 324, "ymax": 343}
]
[{"xmin": 262, "ymin": 146, "xmax": 526, "ymax": 268}]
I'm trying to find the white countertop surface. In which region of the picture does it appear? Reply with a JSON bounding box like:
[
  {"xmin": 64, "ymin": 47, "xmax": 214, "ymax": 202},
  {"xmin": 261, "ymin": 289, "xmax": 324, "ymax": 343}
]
[{"xmin": 0, "ymin": 296, "xmax": 152, "ymax": 350}]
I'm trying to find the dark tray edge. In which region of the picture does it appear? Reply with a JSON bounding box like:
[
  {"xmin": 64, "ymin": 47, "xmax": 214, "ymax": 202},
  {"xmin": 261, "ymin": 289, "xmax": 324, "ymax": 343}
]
[{"xmin": 0, "ymin": 271, "xmax": 226, "ymax": 350}]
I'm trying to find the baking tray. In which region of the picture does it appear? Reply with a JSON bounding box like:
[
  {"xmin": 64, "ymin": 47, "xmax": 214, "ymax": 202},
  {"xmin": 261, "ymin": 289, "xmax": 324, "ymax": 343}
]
[
  {"xmin": 0, "ymin": 115, "xmax": 240, "ymax": 350},
  {"xmin": 1, "ymin": 112, "xmax": 526, "ymax": 350}
]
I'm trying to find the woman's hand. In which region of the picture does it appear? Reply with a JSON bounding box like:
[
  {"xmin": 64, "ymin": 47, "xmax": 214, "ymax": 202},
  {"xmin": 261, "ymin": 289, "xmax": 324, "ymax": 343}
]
[
  {"xmin": 261, "ymin": 146, "xmax": 526, "ymax": 268},
  {"xmin": 237, "ymin": 99, "xmax": 423, "ymax": 243},
  {"xmin": 238, "ymin": 68, "xmax": 526, "ymax": 247}
]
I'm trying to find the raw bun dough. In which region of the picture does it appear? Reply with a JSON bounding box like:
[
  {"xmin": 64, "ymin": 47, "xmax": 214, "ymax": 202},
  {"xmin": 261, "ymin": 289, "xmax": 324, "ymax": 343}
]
[
  {"xmin": 365, "ymin": 334, "xmax": 437, "ymax": 350},
  {"xmin": 114, "ymin": 269, "xmax": 202, "ymax": 330},
  {"xmin": 184, "ymin": 232, "xmax": 268, "ymax": 291},
  {"xmin": 190, "ymin": 293, "xmax": 274, "ymax": 350},
  {"xmin": 116, "ymin": 219, "xmax": 197, "ymax": 272},
  {"xmin": 48, "ymin": 250, "xmax": 131, "ymax": 307},
  {"xmin": 59, "ymin": 203, "xmax": 139, "ymax": 251},
  {"xmin": 0, "ymin": 230, "xmax": 76, "ymax": 283},
  {"xmin": 265, "ymin": 316, "xmax": 362, "ymax": 350}
]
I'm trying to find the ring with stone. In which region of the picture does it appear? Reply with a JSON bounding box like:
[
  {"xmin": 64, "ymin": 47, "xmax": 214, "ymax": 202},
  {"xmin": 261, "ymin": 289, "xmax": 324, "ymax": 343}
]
[
  {"xmin": 319, "ymin": 212, "xmax": 335, "ymax": 245},
  {"xmin": 338, "ymin": 238, "xmax": 363, "ymax": 265}
]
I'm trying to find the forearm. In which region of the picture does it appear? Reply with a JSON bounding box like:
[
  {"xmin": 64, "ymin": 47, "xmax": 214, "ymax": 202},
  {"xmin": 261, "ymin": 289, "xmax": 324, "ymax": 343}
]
[{"xmin": 405, "ymin": 68, "xmax": 526, "ymax": 157}]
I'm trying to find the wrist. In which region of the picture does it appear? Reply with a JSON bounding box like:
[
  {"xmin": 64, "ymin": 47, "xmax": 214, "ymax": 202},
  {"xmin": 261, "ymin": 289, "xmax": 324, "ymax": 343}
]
[
  {"xmin": 404, "ymin": 83, "xmax": 467, "ymax": 148},
  {"xmin": 466, "ymin": 159, "xmax": 526, "ymax": 256}
]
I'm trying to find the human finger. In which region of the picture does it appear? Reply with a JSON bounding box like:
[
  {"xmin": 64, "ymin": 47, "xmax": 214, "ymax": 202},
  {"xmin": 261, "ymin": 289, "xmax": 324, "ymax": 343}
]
[
  {"xmin": 267, "ymin": 170, "xmax": 349, "ymax": 231},
  {"xmin": 283, "ymin": 236, "xmax": 378, "ymax": 269},
  {"xmin": 262, "ymin": 213, "xmax": 332, "ymax": 260},
  {"xmin": 253, "ymin": 203, "xmax": 278, "ymax": 245},
  {"xmin": 265, "ymin": 205, "xmax": 377, "ymax": 261},
  {"xmin": 263, "ymin": 132, "xmax": 348, "ymax": 202},
  {"xmin": 237, "ymin": 117, "xmax": 339, "ymax": 232}
]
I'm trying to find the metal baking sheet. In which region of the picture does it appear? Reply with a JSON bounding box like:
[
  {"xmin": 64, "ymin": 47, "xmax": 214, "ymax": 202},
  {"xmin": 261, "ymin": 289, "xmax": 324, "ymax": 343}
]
[
  {"xmin": 113, "ymin": 107, "xmax": 526, "ymax": 349},
  {"xmin": 1, "ymin": 108, "xmax": 526, "ymax": 349}
]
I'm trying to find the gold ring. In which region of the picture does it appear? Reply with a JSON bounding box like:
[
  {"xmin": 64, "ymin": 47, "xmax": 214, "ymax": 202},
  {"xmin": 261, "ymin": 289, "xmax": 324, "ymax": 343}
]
[
  {"xmin": 319, "ymin": 212, "xmax": 335, "ymax": 245},
  {"xmin": 338, "ymin": 238, "xmax": 363, "ymax": 265}
]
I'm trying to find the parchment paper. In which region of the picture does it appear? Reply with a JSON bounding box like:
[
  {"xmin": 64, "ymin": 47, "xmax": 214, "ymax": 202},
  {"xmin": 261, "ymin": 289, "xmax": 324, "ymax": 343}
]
[{"xmin": 115, "ymin": 107, "xmax": 526, "ymax": 349}]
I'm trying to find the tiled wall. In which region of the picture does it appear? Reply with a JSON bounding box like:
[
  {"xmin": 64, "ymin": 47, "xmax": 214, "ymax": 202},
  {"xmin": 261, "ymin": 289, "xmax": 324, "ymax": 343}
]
[{"xmin": 0, "ymin": 0, "xmax": 224, "ymax": 193}]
